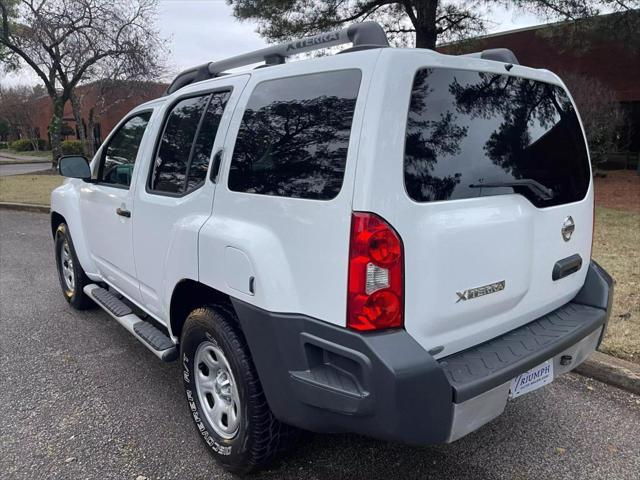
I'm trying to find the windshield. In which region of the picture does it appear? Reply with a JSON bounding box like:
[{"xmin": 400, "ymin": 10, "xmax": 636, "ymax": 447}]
[{"xmin": 404, "ymin": 68, "xmax": 590, "ymax": 207}]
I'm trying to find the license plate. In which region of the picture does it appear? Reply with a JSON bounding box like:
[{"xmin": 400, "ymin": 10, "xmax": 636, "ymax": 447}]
[{"xmin": 509, "ymin": 360, "xmax": 554, "ymax": 399}]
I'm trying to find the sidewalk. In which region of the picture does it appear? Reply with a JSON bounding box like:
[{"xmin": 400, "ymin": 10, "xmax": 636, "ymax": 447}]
[{"xmin": 0, "ymin": 151, "xmax": 51, "ymax": 164}]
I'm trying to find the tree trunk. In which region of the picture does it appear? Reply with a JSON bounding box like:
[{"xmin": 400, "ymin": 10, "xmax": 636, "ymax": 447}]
[
  {"xmin": 87, "ymin": 107, "xmax": 97, "ymax": 157},
  {"xmin": 70, "ymin": 92, "xmax": 89, "ymax": 157},
  {"xmin": 413, "ymin": 0, "xmax": 438, "ymax": 49},
  {"xmin": 29, "ymin": 133, "xmax": 38, "ymax": 151},
  {"xmin": 50, "ymin": 96, "xmax": 65, "ymax": 168}
]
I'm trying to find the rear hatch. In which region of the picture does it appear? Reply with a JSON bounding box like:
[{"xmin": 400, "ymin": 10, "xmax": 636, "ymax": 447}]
[{"xmin": 372, "ymin": 65, "xmax": 593, "ymax": 358}]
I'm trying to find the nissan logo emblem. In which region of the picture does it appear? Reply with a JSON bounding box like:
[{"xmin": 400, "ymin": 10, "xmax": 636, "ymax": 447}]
[{"xmin": 561, "ymin": 216, "xmax": 575, "ymax": 241}]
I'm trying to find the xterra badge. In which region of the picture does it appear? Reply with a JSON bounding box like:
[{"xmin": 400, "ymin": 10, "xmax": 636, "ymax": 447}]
[{"xmin": 456, "ymin": 280, "xmax": 505, "ymax": 303}]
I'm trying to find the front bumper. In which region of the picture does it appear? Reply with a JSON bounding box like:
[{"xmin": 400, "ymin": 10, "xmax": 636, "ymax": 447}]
[{"xmin": 232, "ymin": 261, "xmax": 613, "ymax": 446}]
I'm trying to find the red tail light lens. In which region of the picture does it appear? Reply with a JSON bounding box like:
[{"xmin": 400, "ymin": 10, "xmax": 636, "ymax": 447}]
[{"xmin": 347, "ymin": 212, "xmax": 404, "ymax": 331}]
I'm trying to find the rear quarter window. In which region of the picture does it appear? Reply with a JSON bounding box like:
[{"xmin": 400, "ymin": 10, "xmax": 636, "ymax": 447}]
[
  {"xmin": 404, "ymin": 68, "xmax": 590, "ymax": 207},
  {"xmin": 228, "ymin": 69, "xmax": 361, "ymax": 200}
]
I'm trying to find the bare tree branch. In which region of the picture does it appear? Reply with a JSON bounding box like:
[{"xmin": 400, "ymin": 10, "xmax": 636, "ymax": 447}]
[{"xmin": 0, "ymin": 0, "xmax": 167, "ymax": 163}]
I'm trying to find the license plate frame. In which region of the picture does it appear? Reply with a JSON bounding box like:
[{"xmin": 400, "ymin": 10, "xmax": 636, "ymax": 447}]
[{"xmin": 509, "ymin": 360, "xmax": 554, "ymax": 399}]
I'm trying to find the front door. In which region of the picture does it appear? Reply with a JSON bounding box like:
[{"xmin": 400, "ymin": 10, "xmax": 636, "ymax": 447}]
[
  {"xmin": 80, "ymin": 111, "xmax": 153, "ymax": 302},
  {"xmin": 133, "ymin": 77, "xmax": 248, "ymax": 323}
]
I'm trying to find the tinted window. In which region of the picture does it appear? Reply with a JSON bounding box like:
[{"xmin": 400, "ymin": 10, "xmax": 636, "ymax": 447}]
[
  {"xmin": 404, "ymin": 68, "xmax": 590, "ymax": 207},
  {"xmin": 99, "ymin": 112, "xmax": 151, "ymax": 187},
  {"xmin": 150, "ymin": 92, "xmax": 230, "ymax": 194},
  {"xmin": 187, "ymin": 91, "xmax": 230, "ymax": 190},
  {"xmin": 150, "ymin": 95, "xmax": 209, "ymax": 193},
  {"xmin": 228, "ymin": 70, "xmax": 361, "ymax": 200}
]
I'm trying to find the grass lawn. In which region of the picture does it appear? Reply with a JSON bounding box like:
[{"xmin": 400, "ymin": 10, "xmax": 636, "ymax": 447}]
[
  {"xmin": 0, "ymin": 174, "xmax": 63, "ymax": 205},
  {"xmin": 0, "ymin": 174, "xmax": 638, "ymax": 363},
  {"xmin": 592, "ymin": 207, "xmax": 640, "ymax": 364}
]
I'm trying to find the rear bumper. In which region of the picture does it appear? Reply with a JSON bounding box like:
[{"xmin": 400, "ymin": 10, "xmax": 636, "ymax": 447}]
[{"xmin": 232, "ymin": 261, "xmax": 613, "ymax": 445}]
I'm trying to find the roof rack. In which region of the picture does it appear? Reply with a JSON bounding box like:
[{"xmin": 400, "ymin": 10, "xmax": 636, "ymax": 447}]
[{"xmin": 166, "ymin": 21, "xmax": 389, "ymax": 95}]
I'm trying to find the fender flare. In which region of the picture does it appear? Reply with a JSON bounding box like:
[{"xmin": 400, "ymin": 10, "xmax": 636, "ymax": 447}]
[{"xmin": 50, "ymin": 182, "xmax": 99, "ymax": 278}]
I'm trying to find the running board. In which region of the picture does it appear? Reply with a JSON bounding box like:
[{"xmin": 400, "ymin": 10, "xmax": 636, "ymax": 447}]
[{"xmin": 84, "ymin": 284, "xmax": 178, "ymax": 362}]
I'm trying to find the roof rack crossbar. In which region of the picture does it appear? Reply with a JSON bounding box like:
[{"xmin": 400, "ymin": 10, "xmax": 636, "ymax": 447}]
[{"xmin": 166, "ymin": 21, "xmax": 389, "ymax": 95}]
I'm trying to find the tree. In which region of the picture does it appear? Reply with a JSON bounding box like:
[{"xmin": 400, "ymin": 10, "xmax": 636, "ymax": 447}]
[
  {"xmin": 0, "ymin": 84, "xmax": 43, "ymax": 148},
  {"xmin": 0, "ymin": 0, "xmax": 166, "ymax": 165},
  {"xmin": 0, "ymin": 0, "xmax": 15, "ymax": 65},
  {"xmin": 229, "ymin": 0, "xmax": 489, "ymax": 48},
  {"xmin": 511, "ymin": 1, "xmax": 640, "ymax": 52},
  {"xmin": 560, "ymin": 73, "xmax": 628, "ymax": 172},
  {"xmin": 0, "ymin": 117, "xmax": 10, "ymax": 140},
  {"xmin": 228, "ymin": 0, "xmax": 640, "ymax": 49}
]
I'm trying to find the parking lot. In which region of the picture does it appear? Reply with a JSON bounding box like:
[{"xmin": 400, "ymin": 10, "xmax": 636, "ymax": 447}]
[{"xmin": 1, "ymin": 209, "xmax": 639, "ymax": 480}]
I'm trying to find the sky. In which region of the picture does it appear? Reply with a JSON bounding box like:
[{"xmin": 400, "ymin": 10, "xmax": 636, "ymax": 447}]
[{"xmin": 1, "ymin": 0, "xmax": 543, "ymax": 87}]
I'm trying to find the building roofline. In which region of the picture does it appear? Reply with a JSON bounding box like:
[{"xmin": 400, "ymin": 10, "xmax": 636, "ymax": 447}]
[{"xmin": 438, "ymin": 11, "xmax": 622, "ymax": 47}]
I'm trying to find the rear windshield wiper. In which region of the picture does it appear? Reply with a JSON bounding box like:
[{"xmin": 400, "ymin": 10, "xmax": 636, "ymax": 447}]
[{"xmin": 469, "ymin": 179, "xmax": 555, "ymax": 201}]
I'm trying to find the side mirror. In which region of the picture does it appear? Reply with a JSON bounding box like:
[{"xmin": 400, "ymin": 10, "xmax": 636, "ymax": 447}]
[{"xmin": 58, "ymin": 155, "xmax": 91, "ymax": 180}]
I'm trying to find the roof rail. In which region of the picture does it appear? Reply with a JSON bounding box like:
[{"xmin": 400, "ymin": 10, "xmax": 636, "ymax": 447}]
[
  {"xmin": 463, "ymin": 48, "xmax": 520, "ymax": 65},
  {"xmin": 165, "ymin": 21, "xmax": 389, "ymax": 95}
]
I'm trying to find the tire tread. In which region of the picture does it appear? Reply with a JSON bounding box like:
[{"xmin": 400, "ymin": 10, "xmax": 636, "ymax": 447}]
[{"xmin": 183, "ymin": 305, "xmax": 297, "ymax": 473}]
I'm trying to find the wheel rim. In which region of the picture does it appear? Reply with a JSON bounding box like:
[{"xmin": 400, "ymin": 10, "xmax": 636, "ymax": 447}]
[
  {"xmin": 194, "ymin": 341, "xmax": 241, "ymax": 439},
  {"xmin": 60, "ymin": 240, "xmax": 75, "ymax": 292}
]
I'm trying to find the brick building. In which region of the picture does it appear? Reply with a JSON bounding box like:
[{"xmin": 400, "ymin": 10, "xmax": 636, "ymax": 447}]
[
  {"xmin": 31, "ymin": 80, "xmax": 167, "ymax": 148},
  {"xmin": 438, "ymin": 15, "xmax": 640, "ymax": 154}
]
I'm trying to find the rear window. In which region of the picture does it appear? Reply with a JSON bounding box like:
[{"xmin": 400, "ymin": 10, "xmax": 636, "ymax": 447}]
[
  {"xmin": 404, "ymin": 68, "xmax": 590, "ymax": 207},
  {"xmin": 228, "ymin": 69, "xmax": 361, "ymax": 200}
]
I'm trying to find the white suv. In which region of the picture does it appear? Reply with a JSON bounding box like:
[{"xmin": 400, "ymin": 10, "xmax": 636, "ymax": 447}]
[{"xmin": 51, "ymin": 22, "xmax": 613, "ymax": 473}]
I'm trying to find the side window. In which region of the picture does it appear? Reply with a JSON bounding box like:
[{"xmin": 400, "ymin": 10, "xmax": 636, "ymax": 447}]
[
  {"xmin": 150, "ymin": 91, "xmax": 230, "ymax": 195},
  {"xmin": 228, "ymin": 70, "xmax": 361, "ymax": 200},
  {"xmin": 99, "ymin": 112, "xmax": 151, "ymax": 188},
  {"xmin": 187, "ymin": 92, "xmax": 230, "ymax": 190}
]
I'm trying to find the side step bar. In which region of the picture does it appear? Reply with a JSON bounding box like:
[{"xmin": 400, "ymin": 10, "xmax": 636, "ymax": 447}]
[{"xmin": 84, "ymin": 284, "xmax": 178, "ymax": 362}]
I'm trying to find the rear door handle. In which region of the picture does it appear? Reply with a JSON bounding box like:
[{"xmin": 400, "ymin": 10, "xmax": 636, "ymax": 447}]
[
  {"xmin": 116, "ymin": 207, "xmax": 131, "ymax": 218},
  {"xmin": 552, "ymin": 254, "xmax": 582, "ymax": 281}
]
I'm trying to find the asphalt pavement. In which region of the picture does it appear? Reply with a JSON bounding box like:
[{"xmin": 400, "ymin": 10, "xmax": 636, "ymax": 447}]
[
  {"xmin": 1, "ymin": 209, "xmax": 639, "ymax": 480},
  {"xmin": 0, "ymin": 162, "xmax": 51, "ymax": 176}
]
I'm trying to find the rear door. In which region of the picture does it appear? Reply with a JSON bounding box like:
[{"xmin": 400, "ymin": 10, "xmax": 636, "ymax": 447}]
[
  {"xmin": 356, "ymin": 51, "xmax": 593, "ymax": 357},
  {"xmin": 132, "ymin": 76, "xmax": 248, "ymax": 322}
]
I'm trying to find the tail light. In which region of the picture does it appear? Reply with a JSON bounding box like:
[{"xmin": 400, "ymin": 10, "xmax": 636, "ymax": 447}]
[{"xmin": 347, "ymin": 212, "xmax": 404, "ymax": 331}]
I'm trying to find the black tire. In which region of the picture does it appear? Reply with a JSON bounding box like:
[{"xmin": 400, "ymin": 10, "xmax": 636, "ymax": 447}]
[
  {"xmin": 54, "ymin": 223, "xmax": 94, "ymax": 310},
  {"xmin": 180, "ymin": 305, "xmax": 295, "ymax": 473}
]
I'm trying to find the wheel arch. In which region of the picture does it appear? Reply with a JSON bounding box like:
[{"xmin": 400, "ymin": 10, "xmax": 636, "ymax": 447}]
[
  {"xmin": 51, "ymin": 211, "xmax": 66, "ymax": 237},
  {"xmin": 170, "ymin": 279, "xmax": 236, "ymax": 340}
]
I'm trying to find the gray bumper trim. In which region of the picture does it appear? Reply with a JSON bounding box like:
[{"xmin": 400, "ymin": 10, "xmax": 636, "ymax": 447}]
[
  {"xmin": 231, "ymin": 261, "xmax": 612, "ymax": 446},
  {"xmin": 448, "ymin": 326, "xmax": 602, "ymax": 442},
  {"xmin": 439, "ymin": 302, "xmax": 607, "ymax": 403}
]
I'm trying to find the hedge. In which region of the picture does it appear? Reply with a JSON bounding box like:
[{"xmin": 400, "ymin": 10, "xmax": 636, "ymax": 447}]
[
  {"xmin": 8, "ymin": 138, "xmax": 49, "ymax": 151},
  {"xmin": 9, "ymin": 139, "xmax": 33, "ymax": 151},
  {"xmin": 0, "ymin": 141, "xmax": 8, "ymax": 149},
  {"xmin": 61, "ymin": 140, "xmax": 84, "ymax": 155},
  {"xmin": 36, "ymin": 139, "xmax": 49, "ymax": 150}
]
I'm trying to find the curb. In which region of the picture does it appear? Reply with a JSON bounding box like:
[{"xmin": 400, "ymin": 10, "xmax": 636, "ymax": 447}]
[
  {"xmin": 574, "ymin": 351, "xmax": 640, "ymax": 395},
  {"xmin": 0, "ymin": 202, "xmax": 49, "ymax": 213}
]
